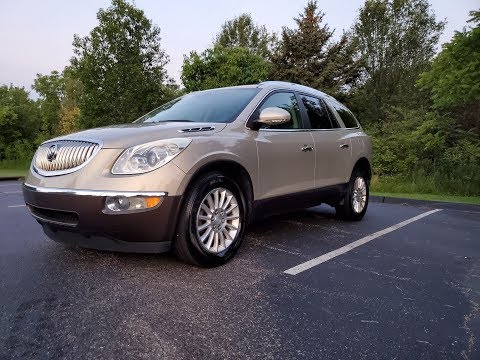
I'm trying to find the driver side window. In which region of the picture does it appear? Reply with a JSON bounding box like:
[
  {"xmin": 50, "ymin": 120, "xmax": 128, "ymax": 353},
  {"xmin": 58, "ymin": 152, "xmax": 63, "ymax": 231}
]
[{"xmin": 255, "ymin": 92, "xmax": 301, "ymax": 129}]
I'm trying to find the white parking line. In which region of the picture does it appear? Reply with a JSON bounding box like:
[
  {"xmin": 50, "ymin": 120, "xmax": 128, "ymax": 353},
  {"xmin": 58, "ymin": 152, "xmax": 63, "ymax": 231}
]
[
  {"xmin": 0, "ymin": 191, "xmax": 22, "ymax": 194},
  {"xmin": 284, "ymin": 209, "xmax": 443, "ymax": 276},
  {"xmin": 8, "ymin": 204, "xmax": 26, "ymax": 208}
]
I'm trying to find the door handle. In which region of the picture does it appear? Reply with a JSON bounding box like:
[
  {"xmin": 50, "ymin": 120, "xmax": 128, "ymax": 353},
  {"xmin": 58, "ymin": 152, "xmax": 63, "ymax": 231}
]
[
  {"xmin": 301, "ymin": 145, "xmax": 314, "ymax": 152},
  {"xmin": 340, "ymin": 143, "xmax": 349, "ymax": 149}
]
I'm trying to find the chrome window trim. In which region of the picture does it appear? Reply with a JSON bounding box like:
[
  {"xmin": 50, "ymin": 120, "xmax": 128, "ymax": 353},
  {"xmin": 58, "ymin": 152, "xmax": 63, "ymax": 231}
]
[
  {"xmin": 299, "ymin": 128, "xmax": 340, "ymax": 132},
  {"xmin": 33, "ymin": 138, "xmax": 103, "ymax": 177},
  {"xmin": 23, "ymin": 183, "xmax": 168, "ymax": 197},
  {"xmin": 258, "ymin": 128, "xmax": 344, "ymax": 133},
  {"xmin": 244, "ymin": 87, "xmax": 358, "ymax": 131},
  {"xmin": 259, "ymin": 128, "xmax": 312, "ymax": 133},
  {"xmin": 244, "ymin": 84, "xmax": 362, "ymax": 131}
]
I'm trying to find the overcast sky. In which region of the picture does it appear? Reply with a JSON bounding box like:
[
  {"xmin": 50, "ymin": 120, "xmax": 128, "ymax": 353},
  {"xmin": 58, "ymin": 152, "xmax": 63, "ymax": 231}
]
[{"xmin": 0, "ymin": 0, "xmax": 477, "ymax": 92}]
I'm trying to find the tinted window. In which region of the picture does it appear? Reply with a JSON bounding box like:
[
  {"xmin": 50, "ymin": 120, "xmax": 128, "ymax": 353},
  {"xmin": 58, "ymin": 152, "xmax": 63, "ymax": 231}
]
[
  {"xmin": 324, "ymin": 102, "xmax": 340, "ymax": 128},
  {"xmin": 255, "ymin": 92, "xmax": 302, "ymax": 129},
  {"xmin": 330, "ymin": 102, "xmax": 359, "ymax": 128},
  {"xmin": 300, "ymin": 95, "xmax": 333, "ymax": 129},
  {"xmin": 137, "ymin": 88, "xmax": 260, "ymax": 124}
]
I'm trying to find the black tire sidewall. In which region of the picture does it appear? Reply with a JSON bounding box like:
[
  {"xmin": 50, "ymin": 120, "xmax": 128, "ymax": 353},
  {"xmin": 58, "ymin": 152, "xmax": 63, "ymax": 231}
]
[
  {"xmin": 338, "ymin": 169, "xmax": 369, "ymax": 221},
  {"xmin": 178, "ymin": 172, "xmax": 246, "ymax": 266}
]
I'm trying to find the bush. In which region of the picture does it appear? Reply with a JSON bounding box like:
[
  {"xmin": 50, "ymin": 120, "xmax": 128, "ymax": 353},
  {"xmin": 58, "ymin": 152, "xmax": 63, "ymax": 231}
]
[
  {"xmin": 3, "ymin": 139, "xmax": 35, "ymax": 161},
  {"xmin": 372, "ymin": 169, "xmax": 480, "ymax": 197},
  {"xmin": 365, "ymin": 106, "xmax": 480, "ymax": 196}
]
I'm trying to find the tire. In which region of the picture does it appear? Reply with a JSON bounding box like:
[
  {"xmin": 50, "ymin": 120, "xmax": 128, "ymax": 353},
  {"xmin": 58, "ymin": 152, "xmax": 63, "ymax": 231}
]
[
  {"xmin": 335, "ymin": 168, "xmax": 369, "ymax": 221},
  {"xmin": 173, "ymin": 172, "xmax": 247, "ymax": 267}
]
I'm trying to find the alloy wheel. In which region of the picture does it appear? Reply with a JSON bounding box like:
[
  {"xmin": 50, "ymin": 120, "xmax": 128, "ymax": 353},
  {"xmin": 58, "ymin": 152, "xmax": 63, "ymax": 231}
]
[
  {"xmin": 352, "ymin": 177, "xmax": 367, "ymax": 213},
  {"xmin": 195, "ymin": 187, "xmax": 241, "ymax": 253}
]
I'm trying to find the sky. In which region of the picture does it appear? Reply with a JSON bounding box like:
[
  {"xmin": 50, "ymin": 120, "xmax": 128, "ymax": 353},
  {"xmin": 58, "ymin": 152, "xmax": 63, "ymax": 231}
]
[{"xmin": 0, "ymin": 0, "xmax": 478, "ymax": 92}]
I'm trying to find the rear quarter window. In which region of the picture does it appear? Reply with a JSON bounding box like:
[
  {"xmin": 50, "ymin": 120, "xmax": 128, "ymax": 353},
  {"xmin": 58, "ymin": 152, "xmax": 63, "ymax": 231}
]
[{"xmin": 330, "ymin": 102, "xmax": 359, "ymax": 128}]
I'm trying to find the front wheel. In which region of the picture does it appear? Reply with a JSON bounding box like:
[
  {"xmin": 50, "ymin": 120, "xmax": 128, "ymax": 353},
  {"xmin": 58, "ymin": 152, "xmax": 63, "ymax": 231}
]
[
  {"xmin": 173, "ymin": 172, "xmax": 247, "ymax": 267},
  {"xmin": 336, "ymin": 169, "xmax": 369, "ymax": 221}
]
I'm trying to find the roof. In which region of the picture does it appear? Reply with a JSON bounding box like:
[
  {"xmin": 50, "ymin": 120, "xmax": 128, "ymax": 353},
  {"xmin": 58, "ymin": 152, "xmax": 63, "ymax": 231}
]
[
  {"xmin": 257, "ymin": 81, "xmax": 338, "ymax": 103},
  {"xmin": 190, "ymin": 81, "xmax": 340, "ymax": 104}
]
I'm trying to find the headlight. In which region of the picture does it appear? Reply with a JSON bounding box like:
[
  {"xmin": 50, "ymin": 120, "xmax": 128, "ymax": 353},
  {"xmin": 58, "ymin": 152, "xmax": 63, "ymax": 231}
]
[{"xmin": 111, "ymin": 138, "xmax": 191, "ymax": 175}]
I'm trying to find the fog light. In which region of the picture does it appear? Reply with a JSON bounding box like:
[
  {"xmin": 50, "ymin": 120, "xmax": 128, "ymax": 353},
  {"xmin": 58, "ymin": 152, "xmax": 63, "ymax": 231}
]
[{"xmin": 104, "ymin": 195, "xmax": 163, "ymax": 213}]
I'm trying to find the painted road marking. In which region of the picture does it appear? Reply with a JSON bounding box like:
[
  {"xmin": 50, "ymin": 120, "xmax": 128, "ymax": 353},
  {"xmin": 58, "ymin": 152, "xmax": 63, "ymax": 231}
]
[
  {"xmin": 8, "ymin": 204, "xmax": 26, "ymax": 208},
  {"xmin": 0, "ymin": 191, "xmax": 22, "ymax": 194},
  {"xmin": 284, "ymin": 209, "xmax": 443, "ymax": 276}
]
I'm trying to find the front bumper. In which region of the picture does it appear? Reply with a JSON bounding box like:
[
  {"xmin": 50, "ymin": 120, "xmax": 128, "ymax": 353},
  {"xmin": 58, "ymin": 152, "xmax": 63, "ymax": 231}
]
[{"xmin": 22, "ymin": 183, "xmax": 182, "ymax": 253}]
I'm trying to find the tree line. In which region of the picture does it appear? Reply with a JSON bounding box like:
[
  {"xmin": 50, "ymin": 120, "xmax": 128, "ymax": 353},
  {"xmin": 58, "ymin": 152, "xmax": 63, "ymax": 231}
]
[{"xmin": 0, "ymin": 0, "xmax": 479, "ymax": 195}]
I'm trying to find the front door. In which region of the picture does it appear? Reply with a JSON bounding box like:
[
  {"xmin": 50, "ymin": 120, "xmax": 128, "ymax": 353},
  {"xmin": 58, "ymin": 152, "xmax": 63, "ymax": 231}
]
[{"xmin": 253, "ymin": 91, "xmax": 315, "ymax": 199}]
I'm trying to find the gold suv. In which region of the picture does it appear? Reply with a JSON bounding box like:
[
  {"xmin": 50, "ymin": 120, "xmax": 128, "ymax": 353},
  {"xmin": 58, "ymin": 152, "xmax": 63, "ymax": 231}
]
[{"xmin": 23, "ymin": 81, "xmax": 372, "ymax": 266}]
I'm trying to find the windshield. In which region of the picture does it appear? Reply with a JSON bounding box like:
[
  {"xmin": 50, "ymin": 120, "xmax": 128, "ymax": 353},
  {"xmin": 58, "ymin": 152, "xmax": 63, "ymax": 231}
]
[{"xmin": 136, "ymin": 88, "xmax": 260, "ymax": 124}]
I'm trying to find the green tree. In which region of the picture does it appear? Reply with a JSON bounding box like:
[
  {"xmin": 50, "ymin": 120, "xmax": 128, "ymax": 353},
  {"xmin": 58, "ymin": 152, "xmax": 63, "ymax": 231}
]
[
  {"xmin": 71, "ymin": 0, "xmax": 173, "ymax": 128},
  {"xmin": 33, "ymin": 70, "xmax": 64, "ymax": 137},
  {"xmin": 33, "ymin": 67, "xmax": 84, "ymax": 139},
  {"xmin": 269, "ymin": 1, "xmax": 363, "ymax": 97},
  {"xmin": 352, "ymin": 0, "xmax": 445, "ymax": 123},
  {"xmin": 58, "ymin": 67, "xmax": 83, "ymax": 135},
  {"xmin": 214, "ymin": 14, "xmax": 274, "ymax": 58},
  {"xmin": 418, "ymin": 10, "xmax": 480, "ymax": 132},
  {"xmin": 0, "ymin": 86, "xmax": 39, "ymax": 162},
  {"xmin": 181, "ymin": 46, "xmax": 270, "ymax": 92}
]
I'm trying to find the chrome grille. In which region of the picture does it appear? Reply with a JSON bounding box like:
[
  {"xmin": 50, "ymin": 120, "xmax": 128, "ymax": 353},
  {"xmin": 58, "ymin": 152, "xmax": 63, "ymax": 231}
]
[{"xmin": 34, "ymin": 140, "xmax": 100, "ymax": 176}]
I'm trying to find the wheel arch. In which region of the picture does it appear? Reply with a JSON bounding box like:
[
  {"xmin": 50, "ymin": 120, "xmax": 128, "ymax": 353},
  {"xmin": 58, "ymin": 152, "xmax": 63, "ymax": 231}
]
[
  {"xmin": 353, "ymin": 157, "xmax": 372, "ymax": 182},
  {"xmin": 180, "ymin": 159, "xmax": 254, "ymax": 217}
]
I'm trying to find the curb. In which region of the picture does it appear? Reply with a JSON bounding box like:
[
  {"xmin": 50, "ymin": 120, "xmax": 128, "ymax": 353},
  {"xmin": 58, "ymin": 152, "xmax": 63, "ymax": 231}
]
[
  {"xmin": 0, "ymin": 177, "xmax": 25, "ymax": 182},
  {"xmin": 370, "ymin": 195, "xmax": 480, "ymax": 212}
]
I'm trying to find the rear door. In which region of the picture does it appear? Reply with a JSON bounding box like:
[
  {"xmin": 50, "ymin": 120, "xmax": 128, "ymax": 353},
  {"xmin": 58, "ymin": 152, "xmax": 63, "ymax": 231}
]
[
  {"xmin": 327, "ymin": 100, "xmax": 365, "ymax": 181},
  {"xmin": 252, "ymin": 91, "xmax": 315, "ymax": 199},
  {"xmin": 298, "ymin": 93, "xmax": 352, "ymax": 187}
]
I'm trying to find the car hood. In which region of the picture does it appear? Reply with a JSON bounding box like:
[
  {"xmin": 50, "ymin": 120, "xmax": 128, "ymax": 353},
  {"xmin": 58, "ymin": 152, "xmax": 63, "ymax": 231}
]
[{"xmin": 47, "ymin": 122, "xmax": 227, "ymax": 149}]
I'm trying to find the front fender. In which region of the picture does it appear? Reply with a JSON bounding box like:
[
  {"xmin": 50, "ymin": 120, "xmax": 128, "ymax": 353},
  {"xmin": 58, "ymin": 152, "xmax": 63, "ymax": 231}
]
[{"xmin": 172, "ymin": 136, "xmax": 258, "ymax": 197}]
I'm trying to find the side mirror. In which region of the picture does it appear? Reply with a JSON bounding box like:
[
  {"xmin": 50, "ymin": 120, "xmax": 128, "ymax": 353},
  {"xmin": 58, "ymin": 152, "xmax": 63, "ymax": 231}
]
[{"xmin": 251, "ymin": 107, "xmax": 291, "ymax": 130}]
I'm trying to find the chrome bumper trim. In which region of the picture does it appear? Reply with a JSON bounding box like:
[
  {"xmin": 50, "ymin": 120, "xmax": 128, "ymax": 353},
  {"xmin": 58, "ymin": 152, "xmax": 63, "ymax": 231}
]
[{"xmin": 23, "ymin": 183, "xmax": 168, "ymax": 197}]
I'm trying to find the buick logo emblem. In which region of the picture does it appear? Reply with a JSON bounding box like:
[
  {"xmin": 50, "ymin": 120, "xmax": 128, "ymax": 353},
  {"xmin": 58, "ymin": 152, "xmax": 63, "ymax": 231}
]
[{"xmin": 46, "ymin": 144, "xmax": 58, "ymax": 162}]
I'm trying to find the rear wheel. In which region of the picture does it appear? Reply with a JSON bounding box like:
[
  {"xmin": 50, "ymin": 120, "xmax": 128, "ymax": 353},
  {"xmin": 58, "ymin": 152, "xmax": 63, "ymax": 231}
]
[
  {"xmin": 336, "ymin": 168, "xmax": 369, "ymax": 221},
  {"xmin": 174, "ymin": 172, "xmax": 246, "ymax": 267}
]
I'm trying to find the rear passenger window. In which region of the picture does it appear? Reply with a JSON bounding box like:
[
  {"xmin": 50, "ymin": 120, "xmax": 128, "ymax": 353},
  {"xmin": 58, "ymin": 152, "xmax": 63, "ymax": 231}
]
[
  {"xmin": 330, "ymin": 102, "xmax": 359, "ymax": 128},
  {"xmin": 324, "ymin": 102, "xmax": 340, "ymax": 128},
  {"xmin": 300, "ymin": 95, "xmax": 332, "ymax": 129}
]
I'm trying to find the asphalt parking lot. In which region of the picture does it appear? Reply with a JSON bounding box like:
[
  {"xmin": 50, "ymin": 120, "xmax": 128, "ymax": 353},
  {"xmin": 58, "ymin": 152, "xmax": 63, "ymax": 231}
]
[{"xmin": 0, "ymin": 180, "xmax": 479, "ymax": 360}]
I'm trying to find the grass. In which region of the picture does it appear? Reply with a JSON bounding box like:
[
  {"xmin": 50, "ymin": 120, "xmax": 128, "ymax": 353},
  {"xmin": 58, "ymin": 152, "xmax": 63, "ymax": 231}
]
[
  {"xmin": 371, "ymin": 191, "xmax": 480, "ymax": 205},
  {"xmin": 0, "ymin": 168, "xmax": 28, "ymax": 179},
  {"xmin": 0, "ymin": 159, "xmax": 30, "ymax": 179},
  {"xmin": 371, "ymin": 174, "xmax": 480, "ymax": 205}
]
